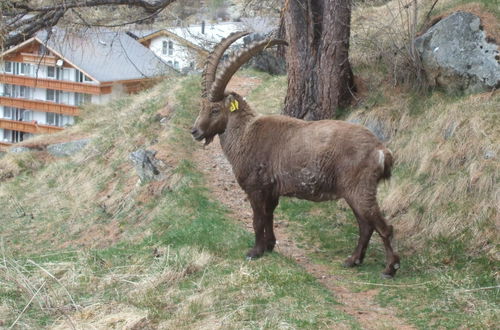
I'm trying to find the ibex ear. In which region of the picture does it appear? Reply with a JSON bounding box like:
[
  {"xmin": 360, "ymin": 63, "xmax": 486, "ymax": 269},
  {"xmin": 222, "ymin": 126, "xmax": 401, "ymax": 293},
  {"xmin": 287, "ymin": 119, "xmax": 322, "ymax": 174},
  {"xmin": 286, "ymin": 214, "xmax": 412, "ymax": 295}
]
[
  {"xmin": 224, "ymin": 94, "xmax": 239, "ymax": 112},
  {"xmin": 224, "ymin": 94, "xmax": 235, "ymax": 107}
]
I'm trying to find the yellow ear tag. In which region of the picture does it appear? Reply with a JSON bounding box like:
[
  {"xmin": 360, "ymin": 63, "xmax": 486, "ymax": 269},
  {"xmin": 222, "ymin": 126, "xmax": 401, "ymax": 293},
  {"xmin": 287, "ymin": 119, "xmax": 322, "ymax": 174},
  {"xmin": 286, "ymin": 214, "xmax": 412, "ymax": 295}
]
[{"xmin": 229, "ymin": 100, "xmax": 239, "ymax": 112}]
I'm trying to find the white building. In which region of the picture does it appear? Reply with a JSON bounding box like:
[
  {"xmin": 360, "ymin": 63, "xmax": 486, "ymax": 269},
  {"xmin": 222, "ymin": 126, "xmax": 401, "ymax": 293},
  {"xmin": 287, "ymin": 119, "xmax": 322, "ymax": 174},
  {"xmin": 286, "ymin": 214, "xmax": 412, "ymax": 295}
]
[
  {"xmin": 0, "ymin": 28, "xmax": 174, "ymax": 145},
  {"xmin": 130, "ymin": 22, "xmax": 245, "ymax": 73}
]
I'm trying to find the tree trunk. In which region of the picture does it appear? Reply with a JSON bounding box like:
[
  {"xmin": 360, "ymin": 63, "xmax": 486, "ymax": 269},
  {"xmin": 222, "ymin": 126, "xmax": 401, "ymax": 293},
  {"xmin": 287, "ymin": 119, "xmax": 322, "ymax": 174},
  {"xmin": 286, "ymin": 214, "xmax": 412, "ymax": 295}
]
[{"xmin": 282, "ymin": 0, "xmax": 354, "ymax": 120}]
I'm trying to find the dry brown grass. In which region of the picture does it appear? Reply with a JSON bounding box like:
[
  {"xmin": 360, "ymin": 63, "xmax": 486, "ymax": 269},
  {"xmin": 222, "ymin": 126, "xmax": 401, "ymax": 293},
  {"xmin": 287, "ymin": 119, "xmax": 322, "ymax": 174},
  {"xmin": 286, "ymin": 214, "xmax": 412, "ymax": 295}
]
[
  {"xmin": 423, "ymin": 2, "xmax": 500, "ymax": 44},
  {"xmin": 348, "ymin": 91, "xmax": 500, "ymax": 257},
  {"xmin": 52, "ymin": 304, "xmax": 150, "ymax": 330}
]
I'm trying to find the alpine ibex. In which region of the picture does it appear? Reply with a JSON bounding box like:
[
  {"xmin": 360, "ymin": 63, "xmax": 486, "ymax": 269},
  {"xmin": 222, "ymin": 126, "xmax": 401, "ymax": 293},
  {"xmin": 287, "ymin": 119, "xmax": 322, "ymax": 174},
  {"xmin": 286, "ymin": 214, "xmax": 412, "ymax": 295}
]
[{"xmin": 191, "ymin": 32, "xmax": 400, "ymax": 278}]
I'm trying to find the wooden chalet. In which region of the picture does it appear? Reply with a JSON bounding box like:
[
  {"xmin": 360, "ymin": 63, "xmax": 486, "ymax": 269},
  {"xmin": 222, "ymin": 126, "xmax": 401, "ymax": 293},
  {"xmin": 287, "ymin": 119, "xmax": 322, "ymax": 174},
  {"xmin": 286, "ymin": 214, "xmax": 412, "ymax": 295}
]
[{"xmin": 0, "ymin": 28, "xmax": 174, "ymax": 145}]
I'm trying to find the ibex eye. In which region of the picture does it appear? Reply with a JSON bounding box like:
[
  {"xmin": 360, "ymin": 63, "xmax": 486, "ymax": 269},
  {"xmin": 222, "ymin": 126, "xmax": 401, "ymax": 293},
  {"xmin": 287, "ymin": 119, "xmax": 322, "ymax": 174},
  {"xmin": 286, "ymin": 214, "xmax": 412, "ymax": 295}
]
[{"xmin": 211, "ymin": 108, "xmax": 220, "ymax": 114}]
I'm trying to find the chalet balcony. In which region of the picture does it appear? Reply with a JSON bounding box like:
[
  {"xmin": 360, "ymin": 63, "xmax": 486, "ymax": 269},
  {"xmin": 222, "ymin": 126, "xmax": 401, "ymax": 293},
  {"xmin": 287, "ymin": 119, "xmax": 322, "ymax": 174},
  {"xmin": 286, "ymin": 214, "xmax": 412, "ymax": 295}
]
[
  {"xmin": 0, "ymin": 73, "xmax": 111, "ymax": 95},
  {"xmin": 0, "ymin": 96, "xmax": 80, "ymax": 116},
  {"xmin": 0, "ymin": 118, "xmax": 64, "ymax": 134}
]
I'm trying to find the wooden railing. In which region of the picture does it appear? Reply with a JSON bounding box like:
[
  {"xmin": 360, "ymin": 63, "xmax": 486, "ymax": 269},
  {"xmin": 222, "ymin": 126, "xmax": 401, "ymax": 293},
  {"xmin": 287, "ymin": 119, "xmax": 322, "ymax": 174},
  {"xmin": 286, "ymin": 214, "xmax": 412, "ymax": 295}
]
[
  {"xmin": 0, "ymin": 74, "xmax": 111, "ymax": 95},
  {"xmin": 0, "ymin": 141, "xmax": 12, "ymax": 147},
  {"xmin": 20, "ymin": 53, "xmax": 58, "ymax": 66},
  {"xmin": 0, "ymin": 118, "xmax": 64, "ymax": 134},
  {"xmin": 0, "ymin": 96, "xmax": 80, "ymax": 116}
]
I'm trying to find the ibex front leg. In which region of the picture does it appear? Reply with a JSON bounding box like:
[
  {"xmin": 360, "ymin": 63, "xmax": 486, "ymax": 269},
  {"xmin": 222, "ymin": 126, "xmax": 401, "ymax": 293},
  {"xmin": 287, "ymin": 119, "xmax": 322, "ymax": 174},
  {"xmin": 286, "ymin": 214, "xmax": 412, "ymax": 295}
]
[{"xmin": 247, "ymin": 190, "xmax": 279, "ymax": 259}]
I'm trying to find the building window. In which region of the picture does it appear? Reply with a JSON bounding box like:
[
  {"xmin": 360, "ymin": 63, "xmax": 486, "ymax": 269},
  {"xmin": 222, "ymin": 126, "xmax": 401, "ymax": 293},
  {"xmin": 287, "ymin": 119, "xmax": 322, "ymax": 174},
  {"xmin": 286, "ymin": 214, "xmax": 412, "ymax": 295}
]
[
  {"xmin": 162, "ymin": 40, "xmax": 174, "ymax": 55},
  {"xmin": 2, "ymin": 128, "xmax": 32, "ymax": 143},
  {"xmin": 46, "ymin": 89, "xmax": 55, "ymax": 101},
  {"xmin": 75, "ymin": 93, "xmax": 92, "ymax": 106},
  {"xmin": 3, "ymin": 107, "xmax": 12, "ymax": 119},
  {"xmin": 46, "ymin": 113, "xmax": 71, "ymax": 127},
  {"xmin": 76, "ymin": 70, "xmax": 91, "ymax": 83},
  {"xmin": 174, "ymin": 61, "xmax": 179, "ymax": 69},
  {"xmin": 3, "ymin": 84, "xmax": 12, "ymax": 97},
  {"xmin": 3, "ymin": 129, "xmax": 11, "ymax": 141},
  {"xmin": 47, "ymin": 66, "xmax": 56, "ymax": 78},
  {"xmin": 20, "ymin": 63, "xmax": 30, "ymax": 76},
  {"xmin": 162, "ymin": 41, "xmax": 168, "ymax": 55},
  {"xmin": 4, "ymin": 61, "xmax": 13, "ymax": 73},
  {"xmin": 19, "ymin": 86, "xmax": 27, "ymax": 98},
  {"xmin": 46, "ymin": 89, "xmax": 60, "ymax": 103},
  {"xmin": 168, "ymin": 41, "xmax": 174, "ymax": 55},
  {"xmin": 46, "ymin": 112, "xmax": 58, "ymax": 126},
  {"xmin": 21, "ymin": 110, "xmax": 32, "ymax": 122}
]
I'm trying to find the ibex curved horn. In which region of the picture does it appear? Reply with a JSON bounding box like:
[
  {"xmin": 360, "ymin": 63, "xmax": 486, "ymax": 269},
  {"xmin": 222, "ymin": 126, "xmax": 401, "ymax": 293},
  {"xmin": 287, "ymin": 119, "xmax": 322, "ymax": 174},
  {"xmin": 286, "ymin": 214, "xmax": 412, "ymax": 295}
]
[
  {"xmin": 209, "ymin": 38, "xmax": 288, "ymax": 102},
  {"xmin": 201, "ymin": 31, "xmax": 250, "ymax": 98}
]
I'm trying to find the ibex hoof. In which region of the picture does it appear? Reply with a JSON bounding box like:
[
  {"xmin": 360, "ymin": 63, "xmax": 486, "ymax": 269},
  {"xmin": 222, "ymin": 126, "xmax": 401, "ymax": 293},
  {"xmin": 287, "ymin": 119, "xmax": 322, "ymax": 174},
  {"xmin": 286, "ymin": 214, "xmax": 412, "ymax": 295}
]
[
  {"xmin": 381, "ymin": 272, "xmax": 394, "ymax": 280},
  {"xmin": 246, "ymin": 247, "xmax": 265, "ymax": 260},
  {"xmin": 342, "ymin": 257, "xmax": 361, "ymax": 268}
]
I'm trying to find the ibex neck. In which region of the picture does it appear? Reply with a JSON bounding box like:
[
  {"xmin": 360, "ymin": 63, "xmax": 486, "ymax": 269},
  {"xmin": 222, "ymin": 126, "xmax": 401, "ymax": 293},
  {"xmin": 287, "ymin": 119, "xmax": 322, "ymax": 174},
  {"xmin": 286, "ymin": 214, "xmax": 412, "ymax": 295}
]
[{"xmin": 219, "ymin": 107, "xmax": 257, "ymax": 168}]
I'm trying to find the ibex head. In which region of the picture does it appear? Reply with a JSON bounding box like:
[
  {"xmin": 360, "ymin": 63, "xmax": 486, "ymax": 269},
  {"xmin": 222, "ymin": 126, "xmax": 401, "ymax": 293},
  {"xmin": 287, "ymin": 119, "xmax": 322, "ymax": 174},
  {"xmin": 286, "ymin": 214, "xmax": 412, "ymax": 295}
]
[{"xmin": 191, "ymin": 32, "xmax": 287, "ymax": 145}]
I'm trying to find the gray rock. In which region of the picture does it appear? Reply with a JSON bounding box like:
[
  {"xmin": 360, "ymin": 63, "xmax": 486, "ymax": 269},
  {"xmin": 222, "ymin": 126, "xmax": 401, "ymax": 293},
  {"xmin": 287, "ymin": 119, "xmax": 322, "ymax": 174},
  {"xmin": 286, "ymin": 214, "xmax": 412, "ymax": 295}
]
[
  {"xmin": 414, "ymin": 11, "xmax": 500, "ymax": 94},
  {"xmin": 443, "ymin": 122, "xmax": 459, "ymax": 140},
  {"xmin": 348, "ymin": 117, "xmax": 391, "ymax": 142},
  {"xmin": 47, "ymin": 138, "xmax": 90, "ymax": 157},
  {"xmin": 10, "ymin": 146, "xmax": 32, "ymax": 153},
  {"xmin": 484, "ymin": 150, "xmax": 496, "ymax": 160},
  {"xmin": 129, "ymin": 149, "xmax": 165, "ymax": 183}
]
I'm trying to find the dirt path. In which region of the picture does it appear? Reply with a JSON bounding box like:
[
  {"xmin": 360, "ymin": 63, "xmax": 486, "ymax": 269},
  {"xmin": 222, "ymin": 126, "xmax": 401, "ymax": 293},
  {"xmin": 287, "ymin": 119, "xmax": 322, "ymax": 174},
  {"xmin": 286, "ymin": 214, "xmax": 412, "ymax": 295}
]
[{"xmin": 193, "ymin": 76, "xmax": 414, "ymax": 329}]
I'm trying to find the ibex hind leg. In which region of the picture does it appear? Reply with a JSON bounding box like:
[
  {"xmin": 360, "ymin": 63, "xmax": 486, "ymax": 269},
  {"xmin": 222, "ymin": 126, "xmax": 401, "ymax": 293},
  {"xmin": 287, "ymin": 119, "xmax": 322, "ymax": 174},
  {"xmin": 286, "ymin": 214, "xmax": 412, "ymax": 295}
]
[
  {"xmin": 343, "ymin": 208, "xmax": 374, "ymax": 268},
  {"xmin": 374, "ymin": 220, "xmax": 400, "ymax": 278},
  {"xmin": 345, "ymin": 196, "xmax": 400, "ymax": 278},
  {"xmin": 366, "ymin": 206, "xmax": 400, "ymax": 278}
]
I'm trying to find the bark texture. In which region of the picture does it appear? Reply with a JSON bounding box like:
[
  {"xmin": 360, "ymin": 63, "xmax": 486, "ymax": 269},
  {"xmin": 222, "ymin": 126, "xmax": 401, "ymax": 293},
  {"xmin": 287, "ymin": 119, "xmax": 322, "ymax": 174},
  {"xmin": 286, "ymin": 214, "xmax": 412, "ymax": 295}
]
[{"xmin": 282, "ymin": 0, "xmax": 354, "ymax": 120}]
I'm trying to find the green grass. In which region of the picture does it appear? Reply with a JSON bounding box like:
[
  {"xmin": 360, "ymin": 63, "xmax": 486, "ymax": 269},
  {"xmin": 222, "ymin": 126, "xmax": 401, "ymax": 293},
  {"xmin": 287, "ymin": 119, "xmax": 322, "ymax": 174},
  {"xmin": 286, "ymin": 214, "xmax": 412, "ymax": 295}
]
[
  {"xmin": 241, "ymin": 69, "xmax": 287, "ymax": 115},
  {"xmin": 277, "ymin": 195, "xmax": 499, "ymax": 329},
  {"xmin": 439, "ymin": 0, "xmax": 500, "ymax": 19}
]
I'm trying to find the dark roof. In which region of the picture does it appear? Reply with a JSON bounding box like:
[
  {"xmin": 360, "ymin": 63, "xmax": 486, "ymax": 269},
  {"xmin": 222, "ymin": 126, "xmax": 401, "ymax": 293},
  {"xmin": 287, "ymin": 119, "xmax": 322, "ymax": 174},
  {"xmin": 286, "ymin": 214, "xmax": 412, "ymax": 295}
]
[{"xmin": 35, "ymin": 28, "xmax": 176, "ymax": 82}]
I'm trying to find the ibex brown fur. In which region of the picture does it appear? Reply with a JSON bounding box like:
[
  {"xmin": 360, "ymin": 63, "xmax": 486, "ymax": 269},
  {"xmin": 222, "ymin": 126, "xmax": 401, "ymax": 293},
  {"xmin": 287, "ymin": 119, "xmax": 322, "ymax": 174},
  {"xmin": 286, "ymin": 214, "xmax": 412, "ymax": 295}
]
[{"xmin": 192, "ymin": 34, "xmax": 400, "ymax": 278}]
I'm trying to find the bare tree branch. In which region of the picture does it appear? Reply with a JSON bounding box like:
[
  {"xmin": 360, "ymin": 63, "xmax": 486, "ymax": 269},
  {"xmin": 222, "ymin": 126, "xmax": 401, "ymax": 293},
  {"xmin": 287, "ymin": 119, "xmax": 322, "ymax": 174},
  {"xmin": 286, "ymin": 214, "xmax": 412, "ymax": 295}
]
[{"xmin": 1, "ymin": 0, "xmax": 177, "ymax": 49}]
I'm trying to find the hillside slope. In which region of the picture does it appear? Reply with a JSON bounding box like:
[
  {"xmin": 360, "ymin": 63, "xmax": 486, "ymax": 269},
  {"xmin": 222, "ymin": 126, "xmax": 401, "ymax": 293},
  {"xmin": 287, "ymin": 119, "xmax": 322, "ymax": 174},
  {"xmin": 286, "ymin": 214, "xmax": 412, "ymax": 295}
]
[
  {"xmin": 0, "ymin": 76, "xmax": 361, "ymax": 328},
  {"xmin": 1, "ymin": 0, "xmax": 499, "ymax": 328}
]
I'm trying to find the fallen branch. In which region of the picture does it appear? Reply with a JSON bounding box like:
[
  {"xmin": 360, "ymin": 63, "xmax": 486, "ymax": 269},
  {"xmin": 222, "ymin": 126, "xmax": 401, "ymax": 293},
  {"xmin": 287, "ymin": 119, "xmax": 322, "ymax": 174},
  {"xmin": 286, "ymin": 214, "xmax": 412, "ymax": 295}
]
[
  {"xmin": 28, "ymin": 259, "xmax": 79, "ymax": 310},
  {"xmin": 9, "ymin": 280, "xmax": 46, "ymax": 329},
  {"xmin": 456, "ymin": 285, "xmax": 500, "ymax": 293},
  {"xmin": 341, "ymin": 280, "xmax": 434, "ymax": 288}
]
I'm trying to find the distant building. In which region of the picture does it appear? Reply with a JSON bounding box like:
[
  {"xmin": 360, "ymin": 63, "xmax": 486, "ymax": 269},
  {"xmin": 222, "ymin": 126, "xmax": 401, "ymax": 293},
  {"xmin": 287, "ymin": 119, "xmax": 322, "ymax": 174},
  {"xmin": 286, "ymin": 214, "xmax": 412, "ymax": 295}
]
[
  {"xmin": 0, "ymin": 28, "xmax": 174, "ymax": 145},
  {"xmin": 130, "ymin": 22, "xmax": 245, "ymax": 73}
]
